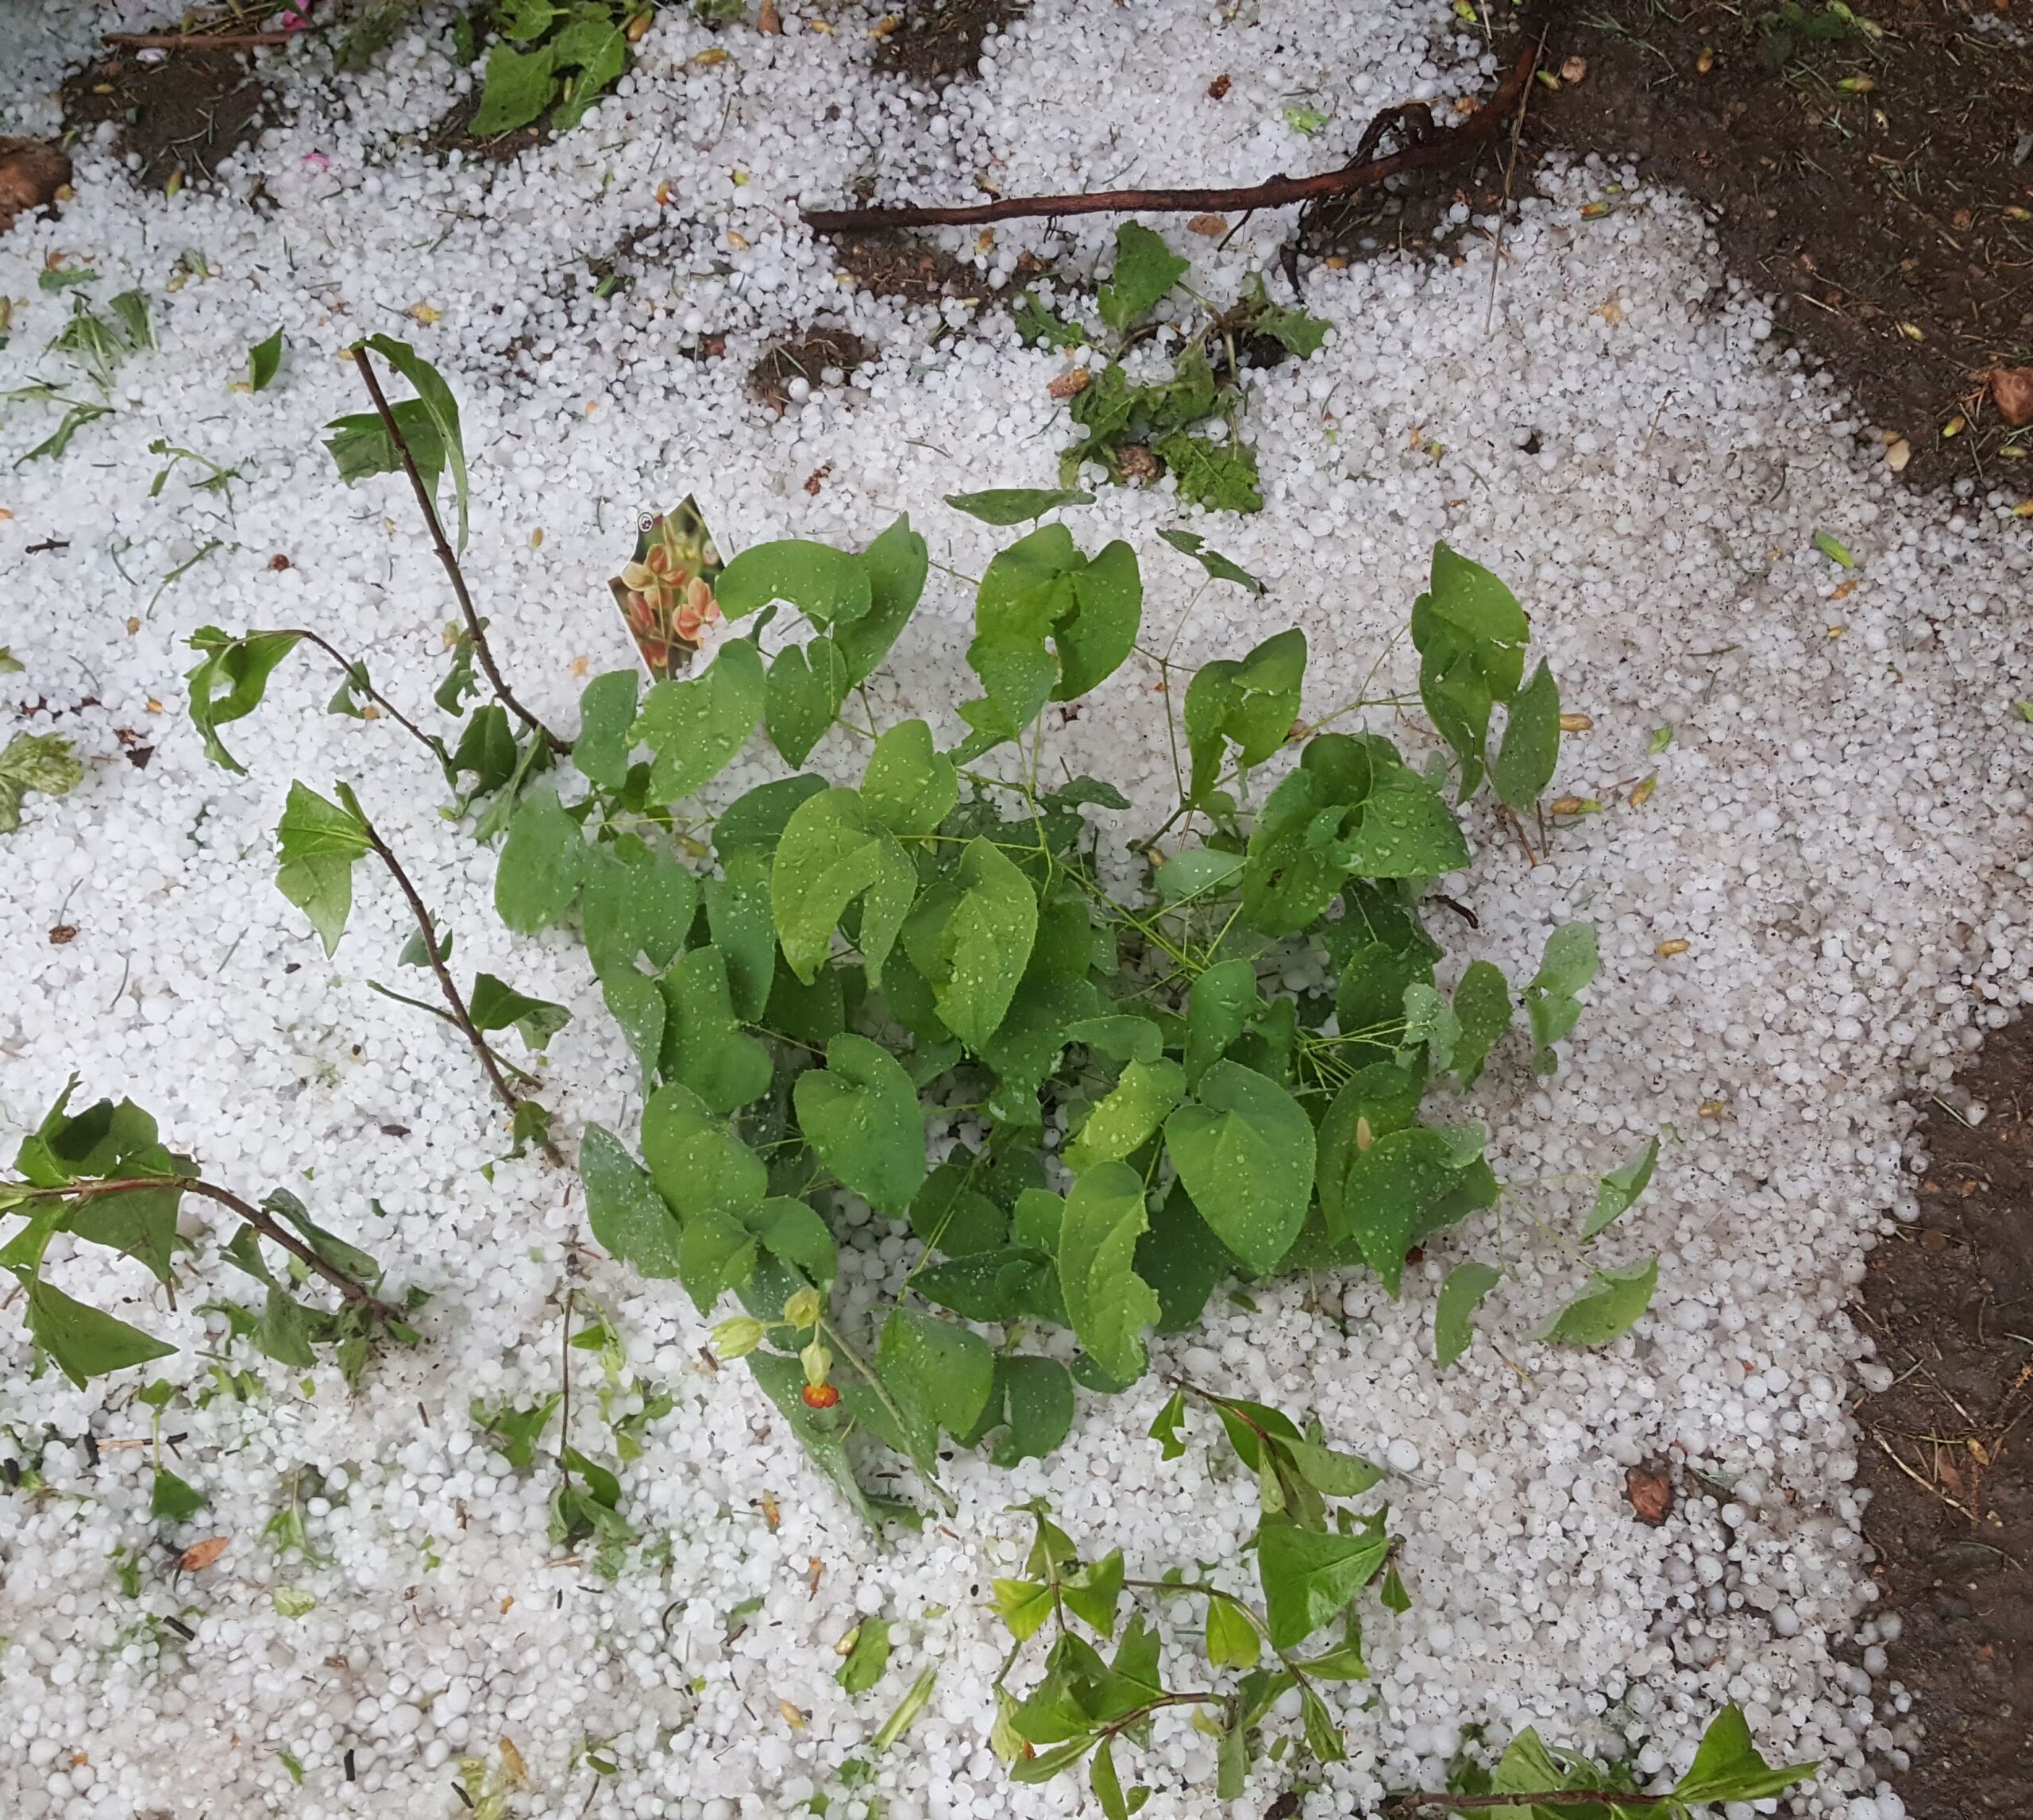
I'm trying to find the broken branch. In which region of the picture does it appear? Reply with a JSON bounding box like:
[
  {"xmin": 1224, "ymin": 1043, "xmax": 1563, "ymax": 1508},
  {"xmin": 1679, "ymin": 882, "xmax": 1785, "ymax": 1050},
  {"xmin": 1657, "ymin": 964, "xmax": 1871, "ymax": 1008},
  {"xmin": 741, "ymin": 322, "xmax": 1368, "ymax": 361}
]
[{"xmin": 801, "ymin": 40, "xmax": 1537, "ymax": 234}]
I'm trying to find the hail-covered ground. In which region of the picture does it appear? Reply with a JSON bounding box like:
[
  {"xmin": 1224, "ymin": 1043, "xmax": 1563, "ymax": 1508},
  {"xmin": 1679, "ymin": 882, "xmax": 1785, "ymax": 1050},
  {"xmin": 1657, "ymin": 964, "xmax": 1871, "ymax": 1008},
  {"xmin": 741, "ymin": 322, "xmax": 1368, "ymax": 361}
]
[{"xmin": 2, "ymin": 3, "xmax": 2027, "ymax": 1818}]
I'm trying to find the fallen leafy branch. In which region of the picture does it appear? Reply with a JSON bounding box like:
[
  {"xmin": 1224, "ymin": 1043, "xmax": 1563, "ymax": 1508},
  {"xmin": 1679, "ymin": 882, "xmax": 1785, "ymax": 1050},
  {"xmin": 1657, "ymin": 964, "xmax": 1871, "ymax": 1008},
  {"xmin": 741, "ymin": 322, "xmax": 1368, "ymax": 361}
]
[{"xmin": 800, "ymin": 40, "xmax": 1536, "ymax": 234}]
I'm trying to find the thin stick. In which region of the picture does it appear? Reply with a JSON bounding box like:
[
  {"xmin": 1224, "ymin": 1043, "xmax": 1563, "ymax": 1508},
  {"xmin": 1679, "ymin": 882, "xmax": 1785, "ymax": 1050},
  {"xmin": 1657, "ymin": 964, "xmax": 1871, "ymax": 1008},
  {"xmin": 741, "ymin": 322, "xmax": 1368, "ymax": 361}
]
[
  {"xmin": 348, "ymin": 348, "xmax": 566, "ymax": 754},
  {"xmin": 352, "ymin": 801, "xmax": 565, "ymax": 1163},
  {"xmin": 801, "ymin": 41, "xmax": 1539, "ymax": 233},
  {"xmin": 282, "ymin": 628, "xmax": 444, "ymax": 759},
  {"xmin": 103, "ymin": 32, "xmax": 303, "ymax": 49},
  {"xmin": 1482, "ymin": 26, "xmax": 1542, "ymax": 337},
  {"xmin": 33, "ymin": 1177, "xmax": 397, "ymax": 1321}
]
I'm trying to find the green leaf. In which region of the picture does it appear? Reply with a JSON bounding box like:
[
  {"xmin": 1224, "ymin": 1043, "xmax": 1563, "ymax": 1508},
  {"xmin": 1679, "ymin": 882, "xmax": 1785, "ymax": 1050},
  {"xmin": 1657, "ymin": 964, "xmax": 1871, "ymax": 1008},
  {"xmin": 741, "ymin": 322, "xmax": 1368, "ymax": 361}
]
[
  {"xmin": 1247, "ymin": 293, "xmax": 1330, "ymax": 361},
  {"xmin": 1053, "ymin": 538, "xmax": 1142, "ymax": 700},
  {"xmin": 993, "ymin": 1577, "xmax": 1055, "ymax": 1641},
  {"xmin": 581, "ymin": 1124, "xmax": 682, "ymax": 1278},
  {"xmin": 471, "ymin": 40, "xmax": 558, "ymax": 134},
  {"xmin": 322, "ymin": 400, "xmax": 444, "ymax": 499},
  {"xmin": 836, "ymin": 1618, "xmax": 892, "ymax": 1695},
  {"xmin": 1337, "ymin": 1124, "xmax": 1487, "ymax": 1293},
  {"xmin": 0, "ymin": 731, "xmax": 84, "ymax": 835},
  {"xmin": 659, "ymin": 945, "xmax": 770, "ymax": 1113},
  {"xmin": 771, "ymin": 788, "xmax": 917, "ymax": 986},
  {"xmin": 1097, "ymin": 223, "xmax": 1188, "ymax": 332},
  {"xmin": 1066, "ymin": 1058, "xmax": 1186, "ymax": 1174},
  {"xmin": 1410, "ymin": 542, "xmax": 1531, "ymax": 799},
  {"xmin": 1159, "ymin": 527, "xmax": 1264, "ymax": 594},
  {"xmin": 862, "ymin": 719, "xmax": 957, "ymax": 839},
  {"xmin": 1056, "ymin": 1161, "xmax": 1161, "ymax": 1386},
  {"xmin": 1491, "ymin": 659, "xmax": 1561, "ymax": 811},
  {"xmin": 449, "ymin": 703, "xmax": 516, "ymax": 793},
  {"xmin": 1672, "ymin": 1705, "xmax": 1818, "ymax": 1804},
  {"xmin": 880, "ymin": 1306, "xmax": 994, "ymax": 1439},
  {"xmin": 929, "ymin": 838, "xmax": 1038, "ymax": 1052},
  {"xmin": 835, "ymin": 516, "xmax": 928, "ymax": 687},
  {"xmin": 150, "ymin": 1466, "xmax": 206, "ymax": 1522},
  {"xmin": 640, "ymin": 1082, "xmax": 766, "ymax": 1222},
  {"xmin": 1301, "ymin": 1686, "xmax": 1346, "ymax": 1764},
  {"xmin": 1091, "ymin": 1739, "xmax": 1128, "ymax": 1820},
  {"xmin": 581, "ymin": 840, "xmax": 698, "ymax": 980},
  {"xmin": 549, "ymin": 13, "xmax": 627, "ymax": 129},
  {"xmin": 22, "ymin": 1277, "xmax": 174, "ymax": 1386},
  {"xmin": 706, "ymin": 848, "xmax": 777, "ymax": 1019},
  {"xmin": 1062, "ymin": 1548, "xmax": 1125, "ymax": 1637},
  {"xmin": 65, "ymin": 1182, "xmax": 182, "ymax": 1282},
  {"xmin": 275, "ymin": 781, "xmax": 370, "ymax": 956},
  {"xmin": 1184, "ymin": 628, "xmax": 1305, "ymax": 804},
  {"xmin": 1136, "ymin": 1181, "xmax": 1240, "ymax": 1332},
  {"xmin": 765, "ymin": 636, "xmax": 849, "ymax": 767},
  {"xmin": 1257, "ymin": 1521, "xmax": 1389, "ymax": 1650},
  {"xmin": 1153, "ymin": 847, "xmax": 1245, "ymax": 902},
  {"xmin": 908, "ymin": 1159, "xmax": 1008, "ymax": 1257},
  {"xmin": 989, "ymin": 1355, "xmax": 1076, "ymax": 1466},
  {"xmin": 466, "ymin": 973, "xmax": 570, "ymax": 1050},
  {"xmin": 572, "ymin": 669, "xmax": 638, "ymax": 791},
  {"xmin": 494, "ymin": 782, "xmax": 587, "ymax": 933},
  {"xmin": 1278, "ymin": 1436, "xmax": 1383, "ymax": 1498},
  {"xmin": 1522, "ymin": 922, "xmax": 1599, "ymax": 1070},
  {"xmin": 1434, "ymin": 1259, "xmax": 1502, "ymax": 1371},
  {"xmin": 1584, "ymin": 1136, "xmax": 1659, "ymax": 1240},
  {"xmin": 272, "ymin": 1587, "xmax": 318, "ymax": 1618},
  {"xmin": 1536, "ymin": 1257, "xmax": 1657, "ymax": 1346},
  {"xmin": 1205, "ymin": 1594, "xmax": 1261, "ymax": 1670},
  {"xmin": 637, "ymin": 638, "xmax": 766, "ymax": 805},
  {"xmin": 473, "ymin": 1393, "xmax": 561, "ymax": 1469},
  {"xmin": 1449, "ymin": 960, "xmax": 1512, "ymax": 1089},
  {"xmin": 714, "ymin": 774, "xmax": 829, "ymax": 862},
  {"xmin": 248, "ymin": 329, "xmax": 283, "ymax": 391},
  {"xmin": 183, "ymin": 630, "xmax": 303, "ymax": 773},
  {"xmin": 1013, "ymin": 291, "xmax": 1088, "ymax": 349},
  {"xmin": 1163, "ymin": 1061, "xmax": 1314, "ymax": 1274},
  {"xmin": 716, "ymin": 541, "xmax": 873, "ymax": 628},
  {"xmin": 361, "ymin": 336, "xmax": 470, "ymax": 557},
  {"xmin": 795, "ymin": 1033, "xmax": 926, "ymax": 1215},
  {"xmin": 1812, "ymin": 529, "xmax": 1856, "ymax": 569},
  {"xmin": 945, "ymin": 488, "xmax": 1094, "ymax": 526},
  {"xmin": 1155, "ymin": 432, "xmax": 1263, "ymax": 513},
  {"xmin": 1184, "ymin": 958, "xmax": 1258, "ymax": 1089}
]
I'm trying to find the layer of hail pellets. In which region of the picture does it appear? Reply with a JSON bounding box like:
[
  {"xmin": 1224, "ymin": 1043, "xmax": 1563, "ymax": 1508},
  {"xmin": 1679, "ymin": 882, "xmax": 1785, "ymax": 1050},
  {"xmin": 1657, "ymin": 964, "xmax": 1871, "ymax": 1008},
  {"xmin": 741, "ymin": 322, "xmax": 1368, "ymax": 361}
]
[{"xmin": 2, "ymin": 2, "xmax": 2028, "ymax": 1818}]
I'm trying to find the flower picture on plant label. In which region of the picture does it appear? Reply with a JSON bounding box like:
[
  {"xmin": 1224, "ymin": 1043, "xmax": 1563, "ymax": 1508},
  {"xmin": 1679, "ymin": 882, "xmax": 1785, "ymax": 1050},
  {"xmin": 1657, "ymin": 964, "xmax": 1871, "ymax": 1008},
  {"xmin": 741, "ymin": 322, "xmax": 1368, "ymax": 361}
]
[{"xmin": 608, "ymin": 495, "xmax": 724, "ymax": 681}]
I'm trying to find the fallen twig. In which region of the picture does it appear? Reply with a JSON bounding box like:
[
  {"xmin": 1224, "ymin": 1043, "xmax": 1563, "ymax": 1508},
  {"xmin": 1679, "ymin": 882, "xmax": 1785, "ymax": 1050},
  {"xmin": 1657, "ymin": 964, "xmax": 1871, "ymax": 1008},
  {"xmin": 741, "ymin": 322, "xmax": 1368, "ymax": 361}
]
[
  {"xmin": 102, "ymin": 32, "xmax": 304, "ymax": 50},
  {"xmin": 800, "ymin": 39, "xmax": 1537, "ymax": 234},
  {"xmin": 28, "ymin": 1176, "xmax": 398, "ymax": 1321}
]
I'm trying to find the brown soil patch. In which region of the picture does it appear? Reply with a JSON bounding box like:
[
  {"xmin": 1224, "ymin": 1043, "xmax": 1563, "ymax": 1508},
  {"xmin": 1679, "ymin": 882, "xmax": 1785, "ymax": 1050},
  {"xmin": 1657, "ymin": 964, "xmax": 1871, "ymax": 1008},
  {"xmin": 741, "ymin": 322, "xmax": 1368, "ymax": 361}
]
[
  {"xmin": 828, "ymin": 227, "xmax": 986, "ymax": 305},
  {"xmin": 874, "ymin": 1, "xmax": 1027, "ymax": 90},
  {"xmin": 1853, "ymin": 1017, "xmax": 2033, "ymax": 1818},
  {"xmin": 60, "ymin": 50, "xmax": 268, "ymax": 191},
  {"xmin": 746, "ymin": 328, "xmax": 874, "ymax": 412},
  {"xmin": 0, "ymin": 139, "xmax": 71, "ymax": 235},
  {"xmin": 1524, "ymin": 0, "xmax": 2033, "ymax": 492}
]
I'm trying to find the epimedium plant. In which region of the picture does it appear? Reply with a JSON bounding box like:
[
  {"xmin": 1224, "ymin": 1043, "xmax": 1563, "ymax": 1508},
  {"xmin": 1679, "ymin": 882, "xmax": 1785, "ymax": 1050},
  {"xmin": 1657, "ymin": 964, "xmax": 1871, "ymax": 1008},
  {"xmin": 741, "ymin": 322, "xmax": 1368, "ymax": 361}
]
[
  {"xmin": 527, "ymin": 492, "xmax": 1667, "ymax": 1531},
  {"xmin": 140, "ymin": 337, "xmax": 1746, "ymax": 1809}
]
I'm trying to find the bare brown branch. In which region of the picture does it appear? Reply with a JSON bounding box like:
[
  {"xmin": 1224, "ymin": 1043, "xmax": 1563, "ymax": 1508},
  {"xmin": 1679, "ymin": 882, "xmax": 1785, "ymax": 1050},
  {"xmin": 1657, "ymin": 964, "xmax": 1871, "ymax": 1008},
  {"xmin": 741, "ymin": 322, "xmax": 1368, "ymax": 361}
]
[{"xmin": 800, "ymin": 41, "xmax": 1537, "ymax": 234}]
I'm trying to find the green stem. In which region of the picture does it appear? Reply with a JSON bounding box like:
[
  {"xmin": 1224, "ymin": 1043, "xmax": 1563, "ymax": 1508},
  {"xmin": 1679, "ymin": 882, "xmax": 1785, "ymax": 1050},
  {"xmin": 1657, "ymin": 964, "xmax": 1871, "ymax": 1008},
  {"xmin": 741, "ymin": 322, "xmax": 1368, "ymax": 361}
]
[{"xmin": 820, "ymin": 1317, "xmax": 959, "ymax": 1517}]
